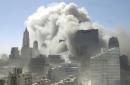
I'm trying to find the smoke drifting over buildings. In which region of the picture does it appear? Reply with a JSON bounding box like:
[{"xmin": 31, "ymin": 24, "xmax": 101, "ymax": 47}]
[
  {"xmin": 26, "ymin": 2, "xmax": 130, "ymax": 60},
  {"xmin": 0, "ymin": 2, "xmax": 130, "ymax": 85},
  {"xmin": 116, "ymin": 28, "xmax": 130, "ymax": 61},
  {"xmin": 26, "ymin": 3, "xmax": 92, "ymax": 55}
]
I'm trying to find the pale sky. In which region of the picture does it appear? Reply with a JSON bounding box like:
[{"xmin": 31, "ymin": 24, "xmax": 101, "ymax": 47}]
[{"xmin": 0, "ymin": 0, "xmax": 130, "ymax": 54}]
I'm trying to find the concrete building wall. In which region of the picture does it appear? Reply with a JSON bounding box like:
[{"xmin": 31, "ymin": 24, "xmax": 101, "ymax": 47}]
[
  {"xmin": 72, "ymin": 29, "xmax": 100, "ymax": 58},
  {"xmin": 90, "ymin": 48, "xmax": 120, "ymax": 85},
  {"xmin": 8, "ymin": 68, "xmax": 32, "ymax": 85},
  {"xmin": 47, "ymin": 63, "xmax": 79, "ymax": 82},
  {"xmin": 17, "ymin": 73, "xmax": 32, "ymax": 85},
  {"xmin": 0, "ymin": 80, "xmax": 4, "ymax": 85}
]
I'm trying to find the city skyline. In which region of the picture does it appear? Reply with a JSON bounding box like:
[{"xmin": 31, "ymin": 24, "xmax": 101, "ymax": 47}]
[
  {"xmin": 0, "ymin": 1, "xmax": 130, "ymax": 85},
  {"xmin": 0, "ymin": 0, "xmax": 130, "ymax": 54}
]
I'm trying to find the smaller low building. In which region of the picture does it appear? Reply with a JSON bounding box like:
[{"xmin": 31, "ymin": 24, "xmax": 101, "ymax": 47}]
[
  {"xmin": 48, "ymin": 55, "xmax": 65, "ymax": 66},
  {"xmin": 51, "ymin": 76, "xmax": 78, "ymax": 85},
  {"xmin": 29, "ymin": 54, "xmax": 48, "ymax": 75},
  {"xmin": 8, "ymin": 68, "xmax": 32, "ymax": 85},
  {"xmin": 17, "ymin": 73, "xmax": 32, "ymax": 85},
  {"xmin": 47, "ymin": 63, "xmax": 79, "ymax": 82}
]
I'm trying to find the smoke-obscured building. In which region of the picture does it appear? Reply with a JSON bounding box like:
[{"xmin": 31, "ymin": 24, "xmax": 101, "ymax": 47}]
[
  {"xmin": 120, "ymin": 55, "xmax": 130, "ymax": 85},
  {"xmin": 32, "ymin": 40, "xmax": 39, "ymax": 58},
  {"xmin": 48, "ymin": 55, "xmax": 65, "ymax": 67},
  {"xmin": 8, "ymin": 68, "xmax": 32, "ymax": 85},
  {"xmin": 8, "ymin": 68, "xmax": 22, "ymax": 85},
  {"xmin": 72, "ymin": 29, "xmax": 100, "ymax": 57},
  {"xmin": 70, "ymin": 29, "xmax": 100, "ymax": 70},
  {"xmin": 21, "ymin": 28, "xmax": 33, "ymax": 60},
  {"xmin": 109, "ymin": 37, "xmax": 119, "ymax": 49},
  {"xmin": 29, "ymin": 55, "xmax": 48, "ymax": 75},
  {"xmin": 17, "ymin": 73, "xmax": 32, "ymax": 85},
  {"xmin": 0, "ymin": 79, "xmax": 5, "ymax": 85},
  {"xmin": 9, "ymin": 47, "xmax": 20, "ymax": 60},
  {"xmin": 20, "ymin": 28, "xmax": 40, "ymax": 67},
  {"xmin": 90, "ymin": 48, "xmax": 120, "ymax": 85},
  {"xmin": 89, "ymin": 37, "xmax": 120, "ymax": 85},
  {"xmin": 52, "ymin": 77, "xmax": 78, "ymax": 85},
  {"xmin": 47, "ymin": 63, "xmax": 79, "ymax": 82}
]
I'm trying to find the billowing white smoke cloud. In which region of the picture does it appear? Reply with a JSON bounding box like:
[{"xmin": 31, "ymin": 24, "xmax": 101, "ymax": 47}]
[
  {"xmin": 26, "ymin": 2, "xmax": 130, "ymax": 60},
  {"xmin": 26, "ymin": 2, "xmax": 94, "ymax": 55}
]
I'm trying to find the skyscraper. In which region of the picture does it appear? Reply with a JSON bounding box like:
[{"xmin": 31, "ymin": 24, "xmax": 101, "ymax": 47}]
[
  {"xmin": 109, "ymin": 37, "xmax": 119, "ymax": 49},
  {"xmin": 21, "ymin": 28, "xmax": 33, "ymax": 66},
  {"xmin": 70, "ymin": 29, "xmax": 100, "ymax": 72},
  {"xmin": 22, "ymin": 28, "xmax": 30, "ymax": 48},
  {"xmin": 90, "ymin": 48, "xmax": 120, "ymax": 85},
  {"xmin": 71, "ymin": 29, "xmax": 100, "ymax": 61},
  {"xmin": 120, "ymin": 55, "xmax": 130, "ymax": 85}
]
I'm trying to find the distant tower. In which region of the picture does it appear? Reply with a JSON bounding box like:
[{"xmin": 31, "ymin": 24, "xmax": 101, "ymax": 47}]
[
  {"xmin": 33, "ymin": 40, "xmax": 38, "ymax": 50},
  {"xmin": 21, "ymin": 27, "xmax": 32, "ymax": 61},
  {"xmin": 120, "ymin": 55, "xmax": 129, "ymax": 70},
  {"xmin": 22, "ymin": 28, "xmax": 30, "ymax": 48},
  {"xmin": 9, "ymin": 47, "xmax": 19, "ymax": 60},
  {"xmin": 109, "ymin": 37, "xmax": 119, "ymax": 49},
  {"xmin": 32, "ymin": 40, "xmax": 39, "ymax": 58}
]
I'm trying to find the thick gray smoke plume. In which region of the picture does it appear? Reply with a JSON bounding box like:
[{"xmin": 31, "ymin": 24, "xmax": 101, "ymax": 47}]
[
  {"xmin": 116, "ymin": 28, "xmax": 130, "ymax": 61},
  {"xmin": 26, "ymin": 2, "xmax": 130, "ymax": 60},
  {"xmin": 26, "ymin": 2, "xmax": 93, "ymax": 55}
]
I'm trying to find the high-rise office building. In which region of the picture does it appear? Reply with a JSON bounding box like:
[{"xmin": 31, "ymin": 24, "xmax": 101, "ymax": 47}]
[
  {"xmin": 109, "ymin": 37, "xmax": 119, "ymax": 49},
  {"xmin": 22, "ymin": 28, "xmax": 30, "ymax": 48},
  {"xmin": 70, "ymin": 29, "xmax": 100, "ymax": 72},
  {"xmin": 21, "ymin": 28, "xmax": 33, "ymax": 62},
  {"xmin": 120, "ymin": 55, "xmax": 130, "ymax": 85},
  {"xmin": 72, "ymin": 29, "xmax": 100, "ymax": 58},
  {"xmin": 90, "ymin": 48, "xmax": 120, "ymax": 85}
]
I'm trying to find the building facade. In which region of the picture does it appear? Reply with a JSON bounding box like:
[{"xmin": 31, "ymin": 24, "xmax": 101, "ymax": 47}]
[
  {"xmin": 8, "ymin": 68, "xmax": 32, "ymax": 85},
  {"xmin": 90, "ymin": 48, "xmax": 120, "ymax": 85},
  {"xmin": 47, "ymin": 63, "xmax": 79, "ymax": 82}
]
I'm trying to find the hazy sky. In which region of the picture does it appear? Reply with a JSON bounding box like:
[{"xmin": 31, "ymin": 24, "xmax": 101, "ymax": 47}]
[{"xmin": 0, "ymin": 0, "xmax": 130, "ymax": 54}]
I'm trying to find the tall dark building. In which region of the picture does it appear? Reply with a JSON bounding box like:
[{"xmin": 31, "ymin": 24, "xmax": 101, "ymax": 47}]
[
  {"xmin": 120, "ymin": 55, "xmax": 129, "ymax": 70},
  {"xmin": 21, "ymin": 28, "xmax": 33, "ymax": 65},
  {"xmin": 71, "ymin": 29, "xmax": 100, "ymax": 59},
  {"xmin": 22, "ymin": 28, "xmax": 30, "ymax": 48},
  {"xmin": 120, "ymin": 55, "xmax": 130, "ymax": 85},
  {"xmin": 70, "ymin": 29, "xmax": 100, "ymax": 71},
  {"xmin": 109, "ymin": 37, "xmax": 119, "ymax": 49},
  {"xmin": 32, "ymin": 40, "xmax": 39, "ymax": 58}
]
